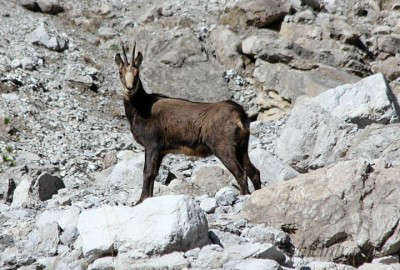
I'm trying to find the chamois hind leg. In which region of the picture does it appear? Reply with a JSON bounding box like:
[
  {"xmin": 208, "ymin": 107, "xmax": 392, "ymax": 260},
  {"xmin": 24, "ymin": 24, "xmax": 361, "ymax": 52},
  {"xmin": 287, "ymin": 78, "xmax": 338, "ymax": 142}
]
[
  {"xmin": 136, "ymin": 147, "xmax": 163, "ymax": 205},
  {"xmin": 242, "ymin": 151, "xmax": 261, "ymax": 190},
  {"xmin": 237, "ymin": 137, "xmax": 261, "ymax": 191},
  {"xmin": 215, "ymin": 145, "xmax": 250, "ymax": 195}
]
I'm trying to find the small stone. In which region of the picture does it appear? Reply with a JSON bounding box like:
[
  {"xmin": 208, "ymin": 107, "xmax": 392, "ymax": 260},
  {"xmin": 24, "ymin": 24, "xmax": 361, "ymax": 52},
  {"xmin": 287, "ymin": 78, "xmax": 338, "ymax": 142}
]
[
  {"xmin": 37, "ymin": 173, "xmax": 65, "ymax": 201},
  {"xmin": 37, "ymin": 0, "xmax": 64, "ymax": 14},
  {"xmin": 88, "ymin": 256, "xmax": 115, "ymax": 270},
  {"xmin": 223, "ymin": 258, "xmax": 281, "ymax": 270},
  {"xmin": 11, "ymin": 175, "xmax": 34, "ymax": 208},
  {"xmin": 60, "ymin": 227, "xmax": 78, "ymax": 246},
  {"xmin": 26, "ymin": 23, "xmax": 68, "ymax": 52},
  {"xmin": 200, "ymin": 197, "xmax": 217, "ymax": 213},
  {"xmin": 97, "ymin": 27, "xmax": 117, "ymax": 40},
  {"xmin": 215, "ymin": 187, "xmax": 239, "ymax": 206},
  {"xmin": 20, "ymin": 57, "xmax": 37, "ymax": 71}
]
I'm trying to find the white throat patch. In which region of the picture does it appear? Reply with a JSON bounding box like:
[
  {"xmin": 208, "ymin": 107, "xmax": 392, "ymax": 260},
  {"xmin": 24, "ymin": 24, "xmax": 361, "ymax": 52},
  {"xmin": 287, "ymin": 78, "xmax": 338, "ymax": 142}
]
[{"xmin": 125, "ymin": 72, "xmax": 134, "ymax": 89}]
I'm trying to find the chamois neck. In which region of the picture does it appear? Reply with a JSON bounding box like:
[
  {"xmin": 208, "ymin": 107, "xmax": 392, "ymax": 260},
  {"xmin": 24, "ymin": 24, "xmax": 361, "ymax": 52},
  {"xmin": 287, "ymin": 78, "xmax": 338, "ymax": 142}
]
[{"xmin": 123, "ymin": 76, "xmax": 154, "ymax": 121}]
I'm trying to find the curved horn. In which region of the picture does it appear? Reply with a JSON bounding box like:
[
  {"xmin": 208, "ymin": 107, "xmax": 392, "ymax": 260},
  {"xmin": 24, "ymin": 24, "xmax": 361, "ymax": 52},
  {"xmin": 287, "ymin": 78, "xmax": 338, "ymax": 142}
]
[
  {"xmin": 131, "ymin": 41, "xmax": 136, "ymax": 66},
  {"xmin": 120, "ymin": 40, "xmax": 128, "ymax": 64}
]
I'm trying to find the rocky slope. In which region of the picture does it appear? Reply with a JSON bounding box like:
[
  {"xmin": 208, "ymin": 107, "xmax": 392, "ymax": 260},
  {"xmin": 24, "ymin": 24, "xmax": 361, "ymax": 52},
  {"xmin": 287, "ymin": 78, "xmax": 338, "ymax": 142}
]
[{"xmin": 1, "ymin": 0, "xmax": 400, "ymax": 269}]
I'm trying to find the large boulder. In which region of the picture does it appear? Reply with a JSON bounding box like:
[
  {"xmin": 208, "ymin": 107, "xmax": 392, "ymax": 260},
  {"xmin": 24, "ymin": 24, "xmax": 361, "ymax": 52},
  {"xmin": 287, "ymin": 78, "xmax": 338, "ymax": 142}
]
[
  {"xmin": 276, "ymin": 96, "xmax": 356, "ymax": 172},
  {"xmin": 253, "ymin": 59, "xmax": 361, "ymax": 102},
  {"xmin": 220, "ymin": 0, "xmax": 291, "ymax": 29},
  {"xmin": 210, "ymin": 25, "xmax": 243, "ymax": 69},
  {"xmin": 279, "ymin": 18, "xmax": 371, "ymax": 76},
  {"xmin": 77, "ymin": 195, "xmax": 208, "ymax": 259},
  {"xmin": 242, "ymin": 159, "xmax": 400, "ymax": 266},
  {"xmin": 312, "ymin": 73, "xmax": 397, "ymax": 126},
  {"xmin": 276, "ymin": 73, "xmax": 398, "ymax": 172},
  {"xmin": 127, "ymin": 26, "xmax": 230, "ymax": 102}
]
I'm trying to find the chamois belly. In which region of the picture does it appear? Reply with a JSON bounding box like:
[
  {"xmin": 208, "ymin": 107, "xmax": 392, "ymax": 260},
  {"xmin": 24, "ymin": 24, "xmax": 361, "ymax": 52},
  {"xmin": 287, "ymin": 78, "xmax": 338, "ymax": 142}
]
[{"xmin": 164, "ymin": 144, "xmax": 212, "ymax": 158}]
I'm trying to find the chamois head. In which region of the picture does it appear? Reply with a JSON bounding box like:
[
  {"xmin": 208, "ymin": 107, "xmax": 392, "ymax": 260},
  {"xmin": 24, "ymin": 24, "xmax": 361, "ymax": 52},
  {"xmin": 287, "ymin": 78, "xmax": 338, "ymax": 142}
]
[{"xmin": 115, "ymin": 41, "xmax": 143, "ymax": 96}]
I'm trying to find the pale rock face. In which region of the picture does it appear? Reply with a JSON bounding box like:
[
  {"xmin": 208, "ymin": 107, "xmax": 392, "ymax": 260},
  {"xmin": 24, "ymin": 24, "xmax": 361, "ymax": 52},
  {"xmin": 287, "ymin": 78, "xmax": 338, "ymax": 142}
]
[
  {"xmin": 77, "ymin": 195, "xmax": 208, "ymax": 260},
  {"xmin": 215, "ymin": 186, "xmax": 239, "ymax": 206},
  {"xmin": 249, "ymin": 148, "xmax": 298, "ymax": 185},
  {"xmin": 276, "ymin": 73, "xmax": 398, "ymax": 172},
  {"xmin": 223, "ymin": 258, "xmax": 282, "ymax": 270},
  {"xmin": 243, "ymin": 159, "xmax": 400, "ymax": 265},
  {"xmin": 10, "ymin": 175, "xmax": 34, "ymax": 208},
  {"xmin": 104, "ymin": 151, "xmax": 144, "ymax": 189}
]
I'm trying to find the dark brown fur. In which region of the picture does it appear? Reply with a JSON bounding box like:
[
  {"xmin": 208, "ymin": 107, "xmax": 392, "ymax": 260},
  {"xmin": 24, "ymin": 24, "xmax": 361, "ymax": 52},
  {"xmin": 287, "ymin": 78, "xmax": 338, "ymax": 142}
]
[{"xmin": 115, "ymin": 42, "xmax": 261, "ymax": 204}]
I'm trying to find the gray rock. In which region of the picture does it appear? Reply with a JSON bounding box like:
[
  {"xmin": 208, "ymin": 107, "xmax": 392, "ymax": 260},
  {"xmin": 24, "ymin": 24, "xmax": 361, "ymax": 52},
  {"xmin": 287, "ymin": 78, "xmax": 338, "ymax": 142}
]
[
  {"xmin": 220, "ymin": 0, "xmax": 291, "ymax": 28},
  {"xmin": 88, "ymin": 257, "xmax": 116, "ymax": 270},
  {"xmin": 249, "ymin": 148, "xmax": 298, "ymax": 185},
  {"xmin": 359, "ymin": 263, "xmax": 400, "ymax": 270},
  {"xmin": 345, "ymin": 124, "xmax": 400, "ymax": 166},
  {"xmin": 279, "ymin": 18, "xmax": 370, "ymax": 76},
  {"xmin": 377, "ymin": 35, "xmax": 400, "ymax": 56},
  {"xmin": 200, "ymin": 197, "xmax": 217, "ymax": 214},
  {"xmin": 241, "ymin": 224, "xmax": 290, "ymax": 247},
  {"xmin": 224, "ymin": 243, "xmax": 286, "ymax": 264},
  {"xmin": 97, "ymin": 27, "xmax": 117, "ymax": 40},
  {"xmin": 25, "ymin": 222, "xmax": 60, "ymax": 256},
  {"xmin": 243, "ymin": 159, "xmax": 400, "ymax": 265},
  {"xmin": 241, "ymin": 29, "xmax": 295, "ymax": 64},
  {"xmin": 209, "ymin": 229, "xmax": 247, "ymax": 247},
  {"xmin": 253, "ymin": 59, "xmax": 360, "ymax": 102},
  {"xmin": 371, "ymin": 57, "xmax": 400, "ymax": 81},
  {"xmin": 223, "ymin": 258, "xmax": 282, "ymax": 270},
  {"xmin": 37, "ymin": 0, "xmax": 64, "ymax": 14},
  {"xmin": 304, "ymin": 261, "xmax": 357, "ymax": 270},
  {"xmin": 19, "ymin": 0, "xmax": 40, "ymax": 11},
  {"xmin": 121, "ymin": 252, "xmax": 190, "ymax": 270},
  {"xmin": 26, "ymin": 23, "xmax": 68, "ymax": 52},
  {"xmin": 20, "ymin": 0, "xmax": 63, "ymax": 14},
  {"xmin": 191, "ymin": 165, "xmax": 233, "ymax": 197},
  {"xmin": 277, "ymin": 73, "xmax": 398, "ymax": 171},
  {"xmin": 102, "ymin": 151, "xmax": 144, "ymax": 189},
  {"xmin": 215, "ymin": 186, "xmax": 239, "ymax": 206},
  {"xmin": 372, "ymin": 255, "xmax": 400, "ymax": 264},
  {"xmin": 276, "ymin": 96, "xmax": 355, "ymax": 171},
  {"xmin": 37, "ymin": 173, "xmax": 65, "ymax": 201},
  {"xmin": 77, "ymin": 195, "xmax": 208, "ymax": 259},
  {"xmin": 36, "ymin": 206, "xmax": 80, "ymax": 231},
  {"xmin": 20, "ymin": 57, "xmax": 38, "ymax": 71},
  {"xmin": 132, "ymin": 27, "xmax": 229, "ymax": 102},
  {"xmin": 210, "ymin": 25, "xmax": 243, "ymax": 68},
  {"xmin": 11, "ymin": 175, "xmax": 34, "ymax": 208},
  {"xmin": 312, "ymin": 73, "xmax": 398, "ymax": 126},
  {"xmin": 193, "ymin": 244, "xmax": 228, "ymax": 269},
  {"xmin": 60, "ymin": 227, "xmax": 78, "ymax": 246},
  {"xmin": 65, "ymin": 63, "xmax": 101, "ymax": 91}
]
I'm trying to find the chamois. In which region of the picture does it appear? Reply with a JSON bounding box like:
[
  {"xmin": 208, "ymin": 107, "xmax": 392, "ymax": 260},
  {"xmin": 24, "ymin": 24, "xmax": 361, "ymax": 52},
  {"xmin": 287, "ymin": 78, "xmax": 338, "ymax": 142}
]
[{"xmin": 115, "ymin": 41, "xmax": 261, "ymax": 204}]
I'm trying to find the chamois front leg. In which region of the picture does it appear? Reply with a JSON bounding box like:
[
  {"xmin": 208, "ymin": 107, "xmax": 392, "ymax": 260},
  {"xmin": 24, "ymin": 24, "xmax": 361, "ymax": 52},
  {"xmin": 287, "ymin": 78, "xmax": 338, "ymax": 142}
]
[{"xmin": 136, "ymin": 147, "xmax": 163, "ymax": 205}]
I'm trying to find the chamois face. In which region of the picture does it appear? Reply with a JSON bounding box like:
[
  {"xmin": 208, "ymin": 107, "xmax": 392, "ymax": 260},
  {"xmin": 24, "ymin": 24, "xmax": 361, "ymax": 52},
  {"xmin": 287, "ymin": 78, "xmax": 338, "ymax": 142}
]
[{"xmin": 115, "ymin": 41, "xmax": 143, "ymax": 96}]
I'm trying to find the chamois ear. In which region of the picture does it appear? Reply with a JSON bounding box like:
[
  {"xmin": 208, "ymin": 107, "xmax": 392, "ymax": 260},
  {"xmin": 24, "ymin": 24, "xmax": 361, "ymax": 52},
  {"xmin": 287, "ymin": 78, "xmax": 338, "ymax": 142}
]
[
  {"xmin": 135, "ymin": 52, "xmax": 143, "ymax": 68},
  {"xmin": 115, "ymin": 53, "xmax": 124, "ymax": 67}
]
